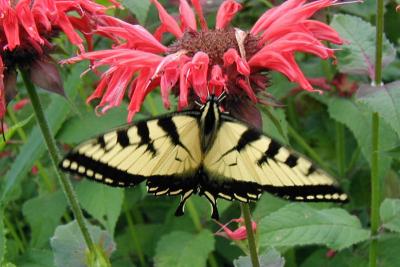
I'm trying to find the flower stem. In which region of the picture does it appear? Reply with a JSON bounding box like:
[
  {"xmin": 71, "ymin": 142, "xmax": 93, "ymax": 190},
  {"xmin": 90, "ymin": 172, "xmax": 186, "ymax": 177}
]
[
  {"xmin": 20, "ymin": 69, "xmax": 95, "ymax": 253},
  {"xmin": 369, "ymin": 112, "xmax": 380, "ymax": 267},
  {"xmin": 240, "ymin": 203, "xmax": 260, "ymax": 267},
  {"xmin": 369, "ymin": 0, "xmax": 384, "ymax": 264}
]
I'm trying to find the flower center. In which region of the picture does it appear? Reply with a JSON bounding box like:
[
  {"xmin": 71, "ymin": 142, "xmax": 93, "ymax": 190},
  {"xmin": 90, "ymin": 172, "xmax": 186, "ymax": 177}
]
[{"xmin": 168, "ymin": 29, "xmax": 259, "ymax": 66}]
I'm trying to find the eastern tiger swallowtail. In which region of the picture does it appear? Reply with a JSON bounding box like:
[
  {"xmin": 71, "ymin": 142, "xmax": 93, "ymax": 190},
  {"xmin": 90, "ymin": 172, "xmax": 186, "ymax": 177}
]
[{"xmin": 60, "ymin": 95, "xmax": 348, "ymax": 219}]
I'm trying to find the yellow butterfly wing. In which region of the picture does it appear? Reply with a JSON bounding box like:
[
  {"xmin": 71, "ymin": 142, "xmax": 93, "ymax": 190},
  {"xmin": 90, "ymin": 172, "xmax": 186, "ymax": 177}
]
[
  {"xmin": 60, "ymin": 114, "xmax": 202, "ymax": 198},
  {"xmin": 202, "ymin": 119, "xmax": 348, "ymax": 203}
]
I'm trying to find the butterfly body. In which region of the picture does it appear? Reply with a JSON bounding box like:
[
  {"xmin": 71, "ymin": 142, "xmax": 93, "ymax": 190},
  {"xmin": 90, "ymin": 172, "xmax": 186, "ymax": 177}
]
[{"xmin": 60, "ymin": 96, "xmax": 347, "ymax": 219}]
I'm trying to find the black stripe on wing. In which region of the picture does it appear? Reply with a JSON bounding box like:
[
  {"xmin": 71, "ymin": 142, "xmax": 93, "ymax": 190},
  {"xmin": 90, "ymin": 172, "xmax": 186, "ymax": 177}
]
[{"xmin": 59, "ymin": 152, "xmax": 145, "ymax": 187}]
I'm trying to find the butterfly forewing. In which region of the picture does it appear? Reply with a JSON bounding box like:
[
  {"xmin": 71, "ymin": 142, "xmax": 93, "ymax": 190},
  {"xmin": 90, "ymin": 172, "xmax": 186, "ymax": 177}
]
[
  {"xmin": 60, "ymin": 113, "xmax": 203, "ymax": 194},
  {"xmin": 202, "ymin": 119, "xmax": 348, "ymax": 203}
]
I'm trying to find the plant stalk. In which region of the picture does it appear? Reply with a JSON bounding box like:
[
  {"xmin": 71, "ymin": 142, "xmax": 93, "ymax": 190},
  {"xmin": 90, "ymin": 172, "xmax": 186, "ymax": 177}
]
[
  {"xmin": 369, "ymin": 0, "xmax": 384, "ymax": 264},
  {"xmin": 20, "ymin": 69, "xmax": 95, "ymax": 253},
  {"xmin": 240, "ymin": 203, "xmax": 260, "ymax": 267}
]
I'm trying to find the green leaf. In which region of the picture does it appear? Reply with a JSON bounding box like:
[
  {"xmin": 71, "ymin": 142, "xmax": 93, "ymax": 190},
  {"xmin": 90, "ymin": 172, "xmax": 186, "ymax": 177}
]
[
  {"xmin": 0, "ymin": 65, "xmax": 85, "ymax": 205},
  {"xmin": 50, "ymin": 220, "xmax": 115, "ymax": 267},
  {"xmin": 123, "ymin": 0, "xmax": 151, "ymax": 24},
  {"xmin": 253, "ymin": 194, "xmax": 287, "ymax": 220},
  {"xmin": 326, "ymin": 96, "xmax": 397, "ymax": 179},
  {"xmin": 154, "ymin": 230, "xmax": 215, "ymax": 267},
  {"xmin": 22, "ymin": 191, "xmax": 67, "ymax": 248},
  {"xmin": 57, "ymin": 104, "xmax": 132, "ymax": 144},
  {"xmin": 301, "ymin": 248, "xmax": 367, "ymax": 267},
  {"xmin": 234, "ymin": 249, "xmax": 285, "ymax": 267},
  {"xmin": 258, "ymin": 204, "xmax": 369, "ymax": 250},
  {"xmin": 0, "ymin": 115, "xmax": 33, "ymax": 151},
  {"xmin": 330, "ymin": 14, "xmax": 396, "ymax": 80},
  {"xmin": 261, "ymin": 107, "xmax": 289, "ymax": 145},
  {"xmin": 0, "ymin": 209, "xmax": 5, "ymax": 264},
  {"xmin": 15, "ymin": 249, "xmax": 53, "ymax": 267},
  {"xmin": 380, "ymin": 198, "xmax": 400, "ymax": 233},
  {"xmin": 377, "ymin": 236, "xmax": 400, "ymax": 267},
  {"xmin": 76, "ymin": 180, "xmax": 124, "ymax": 234},
  {"xmin": 356, "ymin": 81, "xmax": 400, "ymax": 139}
]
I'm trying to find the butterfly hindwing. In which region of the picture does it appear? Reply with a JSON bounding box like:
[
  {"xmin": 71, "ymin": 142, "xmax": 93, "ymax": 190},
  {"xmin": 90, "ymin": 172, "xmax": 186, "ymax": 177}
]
[
  {"xmin": 202, "ymin": 116, "xmax": 348, "ymax": 203},
  {"xmin": 60, "ymin": 113, "xmax": 203, "ymax": 197}
]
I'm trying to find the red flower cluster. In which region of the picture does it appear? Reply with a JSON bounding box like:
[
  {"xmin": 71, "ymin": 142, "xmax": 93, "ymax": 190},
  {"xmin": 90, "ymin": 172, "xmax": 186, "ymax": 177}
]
[
  {"xmin": 66, "ymin": 0, "xmax": 343, "ymax": 126},
  {"xmin": 215, "ymin": 218, "xmax": 257, "ymax": 241},
  {"xmin": 0, "ymin": 0, "xmax": 118, "ymax": 120}
]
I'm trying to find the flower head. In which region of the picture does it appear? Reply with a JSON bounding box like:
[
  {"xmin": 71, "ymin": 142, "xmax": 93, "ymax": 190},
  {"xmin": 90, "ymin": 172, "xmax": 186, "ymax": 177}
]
[
  {"xmin": 0, "ymin": 0, "xmax": 118, "ymax": 120},
  {"xmin": 66, "ymin": 0, "xmax": 343, "ymax": 127},
  {"xmin": 214, "ymin": 218, "xmax": 257, "ymax": 241}
]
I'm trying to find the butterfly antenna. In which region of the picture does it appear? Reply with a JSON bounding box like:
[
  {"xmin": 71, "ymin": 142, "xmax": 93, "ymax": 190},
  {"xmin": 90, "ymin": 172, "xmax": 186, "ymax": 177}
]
[
  {"xmin": 194, "ymin": 100, "xmax": 204, "ymax": 108},
  {"xmin": 217, "ymin": 91, "xmax": 227, "ymax": 103}
]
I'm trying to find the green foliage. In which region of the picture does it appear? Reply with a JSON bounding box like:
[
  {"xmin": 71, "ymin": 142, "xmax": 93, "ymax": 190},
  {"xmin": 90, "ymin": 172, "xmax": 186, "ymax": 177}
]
[
  {"xmin": 330, "ymin": 14, "xmax": 396, "ymax": 79},
  {"xmin": 1, "ymin": 1, "xmax": 400, "ymax": 267},
  {"xmin": 154, "ymin": 230, "xmax": 215, "ymax": 267},
  {"xmin": 76, "ymin": 180, "xmax": 124, "ymax": 235},
  {"xmin": 50, "ymin": 220, "xmax": 115, "ymax": 267},
  {"xmin": 122, "ymin": 0, "xmax": 151, "ymax": 24},
  {"xmin": 22, "ymin": 191, "xmax": 67, "ymax": 248},
  {"xmin": 380, "ymin": 198, "xmax": 400, "ymax": 233},
  {"xmin": 357, "ymin": 81, "xmax": 400, "ymax": 139},
  {"xmin": 259, "ymin": 204, "xmax": 370, "ymax": 250},
  {"xmin": 234, "ymin": 249, "xmax": 285, "ymax": 267}
]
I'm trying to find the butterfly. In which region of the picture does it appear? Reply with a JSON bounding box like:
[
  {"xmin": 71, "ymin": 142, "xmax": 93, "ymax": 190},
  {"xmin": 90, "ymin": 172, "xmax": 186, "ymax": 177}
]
[{"xmin": 60, "ymin": 94, "xmax": 348, "ymax": 219}]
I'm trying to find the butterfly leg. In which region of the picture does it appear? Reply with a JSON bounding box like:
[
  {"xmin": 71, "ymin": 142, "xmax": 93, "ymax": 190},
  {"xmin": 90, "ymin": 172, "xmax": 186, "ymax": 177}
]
[
  {"xmin": 203, "ymin": 191, "xmax": 219, "ymax": 220},
  {"xmin": 175, "ymin": 189, "xmax": 194, "ymax": 216}
]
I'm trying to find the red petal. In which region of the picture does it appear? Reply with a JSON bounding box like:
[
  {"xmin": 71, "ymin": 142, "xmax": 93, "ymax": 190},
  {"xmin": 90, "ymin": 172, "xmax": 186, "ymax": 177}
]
[
  {"xmin": 190, "ymin": 52, "xmax": 209, "ymax": 102},
  {"xmin": 179, "ymin": 0, "xmax": 196, "ymax": 31},
  {"xmin": 151, "ymin": 0, "xmax": 183, "ymax": 38},
  {"xmin": 16, "ymin": 0, "xmax": 44, "ymax": 44},
  {"xmin": 191, "ymin": 0, "xmax": 208, "ymax": 30},
  {"xmin": 216, "ymin": 0, "xmax": 242, "ymax": 29},
  {"xmin": 2, "ymin": 7, "xmax": 20, "ymax": 50}
]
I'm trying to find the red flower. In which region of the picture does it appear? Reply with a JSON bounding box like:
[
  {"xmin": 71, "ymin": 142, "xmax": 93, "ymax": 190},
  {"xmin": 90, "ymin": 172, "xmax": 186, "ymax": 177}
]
[
  {"xmin": 66, "ymin": 0, "xmax": 345, "ymax": 126},
  {"xmin": 0, "ymin": 0, "xmax": 118, "ymax": 120},
  {"xmin": 13, "ymin": 98, "xmax": 30, "ymax": 111},
  {"xmin": 214, "ymin": 218, "xmax": 257, "ymax": 241}
]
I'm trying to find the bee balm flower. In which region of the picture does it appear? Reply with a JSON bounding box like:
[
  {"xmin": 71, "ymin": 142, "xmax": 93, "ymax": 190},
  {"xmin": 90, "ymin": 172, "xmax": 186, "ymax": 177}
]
[
  {"xmin": 0, "ymin": 0, "xmax": 118, "ymax": 120},
  {"xmin": 66, "ymin": 0, "xmax": 343, "ymax": 127}
]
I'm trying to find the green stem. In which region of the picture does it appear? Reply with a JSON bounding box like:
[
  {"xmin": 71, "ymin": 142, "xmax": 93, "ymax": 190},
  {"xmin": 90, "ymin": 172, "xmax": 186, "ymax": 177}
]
[
  {"xmin": 123, "ymin": 202, "xmax": 147, "ymax": 267},
  {"xmin": 369, "ymin": 113, "xmax": 380, "ymax": 267},
  {"xmin": 20, "ymin": 69, "xmax": 95, "ymax": 253},
  {"xmin": 369, "ymin": 0, "xmax": 384, "ymax": 264},
  {"xmin": 240, "ymin": 203, "xmax": 260, "ymax": 267},
  {"xmin": 335, "ymin": 122, "xmax": 346, "ymax": 177},
  {"xmin": 287, "ymin": 124, "xmax": 328, "ymax": 171},
  {"xmin": 4, "ymin": 214, "xmax": 25, "ymax": 253},
  {"xmin": 374, "ymin": 0, "xmax": 384, "ymax": 85}
]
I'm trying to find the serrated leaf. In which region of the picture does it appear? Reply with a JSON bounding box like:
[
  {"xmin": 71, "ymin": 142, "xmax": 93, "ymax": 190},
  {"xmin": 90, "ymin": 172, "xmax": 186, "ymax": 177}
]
[
  {"xmin": 123, "ymin": 0, "xmax": 151, "ymax": 24},
  {"xmin": 234, "ymin": 249, "xmax": 285, "ymax": 267},
  {"xmin": 76, "ymin": 180, "xmax": 124, "ymax": 234},
  {"xmin": 380, "ymin": 198, "xmax": 400, "ymax": 233},
  {"xmin": 330, "ymin": 14, "xmax": 396, "ymax": 80},
  {"xmin": 154, "ymin": 230, "xmax": 215, "ymax": 267},
  {"xmin": 50, "ymin": 220, "xmax": 115, "ymax": 267},
  {"xmin": 259, "ymin": 204, "xmax": 369, "ymax": 250},
  {"xmin": 0, "ymin": 65, "xmax": 85, "ymax": 205},
  {"xmin": 326, "ymin": 96, "xmax": 397, "ymax": 179},
  {"xmin": 356, "ymin": 81, "xmax": 400, "ymax": 139},
  {"xmin": 22, "ymin": 191, "xmax": 67, "ymax": 248}
]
